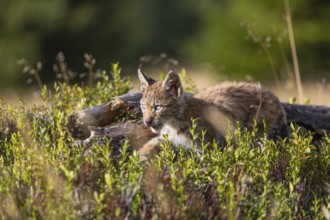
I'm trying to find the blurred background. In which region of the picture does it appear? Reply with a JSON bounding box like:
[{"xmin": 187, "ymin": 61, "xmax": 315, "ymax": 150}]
[{"xmin": 1, "ymin": 0, "xmax": 330, "ymax": 104}]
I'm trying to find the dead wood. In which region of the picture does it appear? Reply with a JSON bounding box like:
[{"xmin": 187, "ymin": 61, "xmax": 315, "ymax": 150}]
[
  {"xmin": 77, "ymin": 120, "xmax": 157, "ymax": 153},
  {"xmin": 282, "ymin": 103, "xmax": 330, "ymax": 132},
  {"xmin": 67, "ymin": 91, "xmax": 330, "ymax": 142},
  {"xmin": 67, "ymin": 92, "xmax": 142, "ymax": 139}
]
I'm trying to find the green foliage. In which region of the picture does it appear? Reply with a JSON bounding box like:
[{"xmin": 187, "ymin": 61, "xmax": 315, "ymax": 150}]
[
  {"xmin": 183, "ymin": 0, "xmax": 330, "ymax": 81},
  {"xmin": 1, "ymin": 0, "xmax": 330, "ymax": 88},
  {"xmin": 0, "ymin": 65, "xmax": 330, "ymax": 219},
  {"xmin": 0, "ymin": 0, "xmax": 67, "ymax": 87},
  {"xmin": 179, "ymin": 68, "xmax": 198, "ymax": 94}
]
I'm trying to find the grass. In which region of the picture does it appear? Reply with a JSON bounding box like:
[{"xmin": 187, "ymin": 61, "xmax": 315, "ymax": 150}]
[
  {"xmin": 242, "ymin": 0, "xmax": 305, "ymax": 104},
  {"xmin": 1, "ymin": 62, "xmax": 330, "ymax": 219}
]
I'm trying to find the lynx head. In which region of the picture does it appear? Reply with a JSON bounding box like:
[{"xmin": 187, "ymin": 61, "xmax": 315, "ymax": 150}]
[{"xmin": 138, "ymin": 68, "xmax": 184, "ymax": 133}]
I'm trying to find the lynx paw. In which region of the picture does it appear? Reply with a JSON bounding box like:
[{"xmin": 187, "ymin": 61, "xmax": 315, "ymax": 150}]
[
  {"xmin": 139, "ymin": 154, "xmax": 148, "ymax": 162},
  {"xmin": 138, "ymin": 138, "xmax": 160, "ymax": 161},
  {"xmin": 137, "ymin": 146, "xmax": 153, "ymax": 161}
]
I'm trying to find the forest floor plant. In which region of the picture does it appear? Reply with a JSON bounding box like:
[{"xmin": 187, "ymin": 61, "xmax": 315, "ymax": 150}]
[{"xmin": 1, "ymin": 59, "xmax": 330, "ymax": 219}]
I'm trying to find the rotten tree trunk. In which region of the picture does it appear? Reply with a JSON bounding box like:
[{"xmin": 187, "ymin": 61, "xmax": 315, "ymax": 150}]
[
  {"xmin": 67, "ymin": 91, "xmax": 330, "ymax": 141},
  {"xmin": 67, "ymin": 92, "xmax": 142, "ymax": 139}
]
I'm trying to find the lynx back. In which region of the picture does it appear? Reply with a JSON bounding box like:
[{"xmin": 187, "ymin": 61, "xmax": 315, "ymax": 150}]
[{"xmin": 137, "ymin": 68, "xmax": 288, "ymax": 159}]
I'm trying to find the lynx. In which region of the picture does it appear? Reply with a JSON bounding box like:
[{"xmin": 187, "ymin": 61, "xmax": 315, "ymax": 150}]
[{"xmin": 137, "ymin": 68, "xmax": 287, "ymax": 158}]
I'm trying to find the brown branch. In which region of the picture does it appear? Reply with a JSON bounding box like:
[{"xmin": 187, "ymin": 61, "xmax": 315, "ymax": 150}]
[{"xmin": 67, "ymin": 91, "xmax": 330, "ymax": 142}]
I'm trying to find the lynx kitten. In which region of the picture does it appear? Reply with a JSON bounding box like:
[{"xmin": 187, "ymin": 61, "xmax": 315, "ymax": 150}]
[{"xmin": 137, "ymin": 68, "xmax": 287, "ymax": 158}]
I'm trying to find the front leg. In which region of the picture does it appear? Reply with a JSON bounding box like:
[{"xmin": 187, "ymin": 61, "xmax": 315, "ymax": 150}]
[{"xmin": 138, "ymin": 137, "xmax": 163, "ymax": 160}]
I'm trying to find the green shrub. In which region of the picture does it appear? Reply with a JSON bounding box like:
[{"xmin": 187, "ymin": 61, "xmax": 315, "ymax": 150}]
[{"xmin": 0, "ymin": 63, "xmax": 329, "ymax": 219}]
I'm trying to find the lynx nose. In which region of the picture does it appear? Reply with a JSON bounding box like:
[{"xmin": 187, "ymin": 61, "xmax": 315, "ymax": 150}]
[{"xmin": 144, "ymin": 118, "xmax": 153, "ymax": 127}]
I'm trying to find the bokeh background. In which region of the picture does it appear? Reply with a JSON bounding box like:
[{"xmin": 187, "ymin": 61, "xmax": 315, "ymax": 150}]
[{"xmin": 1, "ymin": 0, "xmax": 330, "ymax": 103}]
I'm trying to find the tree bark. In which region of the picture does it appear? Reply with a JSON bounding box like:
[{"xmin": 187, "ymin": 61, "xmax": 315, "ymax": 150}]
[
  {"xmin": 67, "ymin": 91, "xmax": 330, "ymax": 141},
  {"xmin": 67, "ymin": 92, "xmax": 142, "ymax": 139}
]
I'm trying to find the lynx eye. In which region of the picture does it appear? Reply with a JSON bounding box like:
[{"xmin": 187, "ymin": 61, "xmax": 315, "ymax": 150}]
[{"xmin": 154, "ymin": 105, "xmax": 163, "ymax": 112}]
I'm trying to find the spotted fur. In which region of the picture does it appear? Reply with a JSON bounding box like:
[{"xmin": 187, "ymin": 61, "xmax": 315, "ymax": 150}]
[{"xmin": 138, "ymin": 68, "xmax": 288, "ymax": 158}]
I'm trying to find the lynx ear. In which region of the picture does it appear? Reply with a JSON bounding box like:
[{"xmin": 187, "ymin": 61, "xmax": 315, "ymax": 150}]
[
  {"xmin": 162, "ymin": 69, "xmax": 183, "ymax": 97},
  {"xmin": 138, "ymin": 67, "xmax": 156, "ymax": 93}
]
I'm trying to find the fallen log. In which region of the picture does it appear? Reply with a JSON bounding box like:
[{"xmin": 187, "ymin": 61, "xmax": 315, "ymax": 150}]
[
  {"xmin": 282, "ymin": 103, "xmax": 330, "ymax": 131},
  {"xmin": 67, "ymin": 91, "xmax": 330, "ymax": 145},
  {"xmin": 67, "ymin": 92, "xmax": 143, "ymax": 139}
]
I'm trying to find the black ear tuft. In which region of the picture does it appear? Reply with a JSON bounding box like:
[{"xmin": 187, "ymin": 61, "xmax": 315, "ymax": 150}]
[{"xmin": 138, "ymin": 67, "xmax": 156, "ymax": 93}]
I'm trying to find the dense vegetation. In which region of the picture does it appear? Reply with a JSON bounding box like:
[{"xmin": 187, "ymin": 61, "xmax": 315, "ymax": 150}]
[{"xmin": 1, "ymin": 64, "xmax": 330, "ymax": 219}]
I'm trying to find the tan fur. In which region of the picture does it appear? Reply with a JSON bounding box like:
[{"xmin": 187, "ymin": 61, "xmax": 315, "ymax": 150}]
[{"xmin": 138, "ymin": 69, "xmax": 287, "ymax": 159}]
